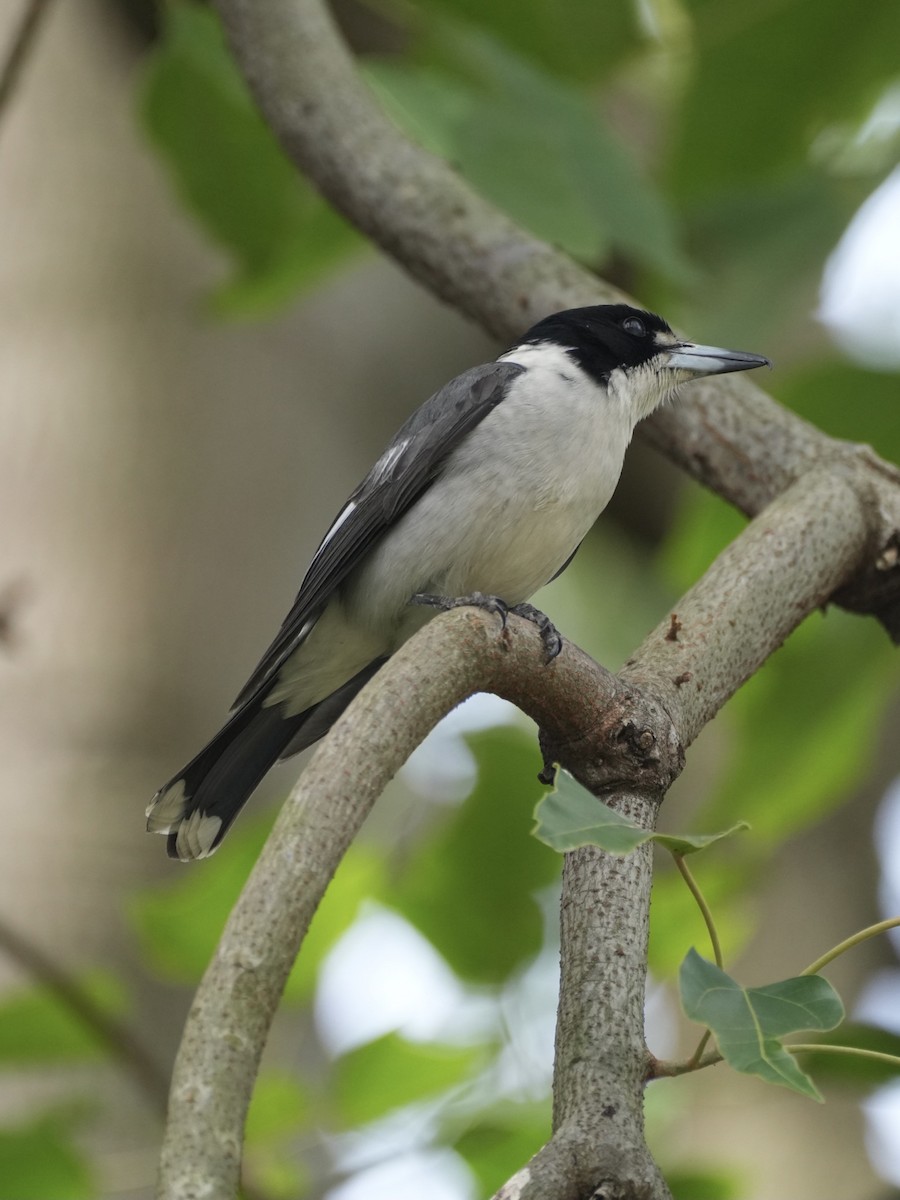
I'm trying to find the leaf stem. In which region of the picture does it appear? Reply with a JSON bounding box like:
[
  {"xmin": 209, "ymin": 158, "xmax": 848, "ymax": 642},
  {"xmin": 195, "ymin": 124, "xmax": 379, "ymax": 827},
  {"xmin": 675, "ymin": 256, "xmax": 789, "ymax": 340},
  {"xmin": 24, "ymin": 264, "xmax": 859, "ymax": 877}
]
[
  {"xmin": 687, "ymin": 1028, "xmax": 713, "ymax": 1070},
  {"xmin": 801, "ymin": 916, "xmax": 900, "ymax": 976},
  {"xmin": 650, "ymin": 1049, "xmax": 723, "ymax": 1078},
  {"xmin": 789, "ymin": 1043, "xmax": 900, "ymax": 1070},
  {"xmin": 673, "ymin": 853, "xmax": 723, "ymax": 968}
]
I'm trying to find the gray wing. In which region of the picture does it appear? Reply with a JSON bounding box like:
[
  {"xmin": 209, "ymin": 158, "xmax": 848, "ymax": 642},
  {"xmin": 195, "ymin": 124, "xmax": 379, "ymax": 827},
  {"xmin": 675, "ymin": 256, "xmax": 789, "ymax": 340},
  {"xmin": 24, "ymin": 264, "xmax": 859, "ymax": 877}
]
[{"xmin": 232, "ymin": 361, "xmax": 525, "ymax": 709}]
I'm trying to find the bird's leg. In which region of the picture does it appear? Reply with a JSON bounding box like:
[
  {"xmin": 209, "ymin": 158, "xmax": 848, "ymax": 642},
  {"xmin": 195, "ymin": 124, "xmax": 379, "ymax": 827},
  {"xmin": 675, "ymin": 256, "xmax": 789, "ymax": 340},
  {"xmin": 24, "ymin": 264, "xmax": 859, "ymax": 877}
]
[
  {"xmin": 537, "ymin": 728, "xmax": 559, "ymax": 786},
  {"xmin": 411, "ymin": 593, "xmax": 563, "ymax": 663},
  {"xmin": 411, "ymin": 591, "xmax": 510, "ymax": 625}
]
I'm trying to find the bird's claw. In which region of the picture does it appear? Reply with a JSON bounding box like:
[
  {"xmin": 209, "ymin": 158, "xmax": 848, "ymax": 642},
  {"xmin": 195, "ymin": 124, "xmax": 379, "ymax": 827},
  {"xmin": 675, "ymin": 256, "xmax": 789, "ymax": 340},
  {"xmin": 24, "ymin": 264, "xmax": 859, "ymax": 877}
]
[
  {"xmin": 411, "ymin": 593, "xmax": 562, "ymax": 663},
  {"xmin": 508, "ymin": 602, "xmax": 563, "ymax": 663}
]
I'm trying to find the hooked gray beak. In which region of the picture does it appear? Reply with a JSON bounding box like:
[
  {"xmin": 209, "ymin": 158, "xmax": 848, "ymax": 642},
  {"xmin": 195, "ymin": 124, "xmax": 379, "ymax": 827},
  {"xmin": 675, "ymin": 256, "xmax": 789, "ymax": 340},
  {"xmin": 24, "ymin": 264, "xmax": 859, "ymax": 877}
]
[{"xmin": 665, "ymin": 343, "xmax": 771, "ymax": 377}]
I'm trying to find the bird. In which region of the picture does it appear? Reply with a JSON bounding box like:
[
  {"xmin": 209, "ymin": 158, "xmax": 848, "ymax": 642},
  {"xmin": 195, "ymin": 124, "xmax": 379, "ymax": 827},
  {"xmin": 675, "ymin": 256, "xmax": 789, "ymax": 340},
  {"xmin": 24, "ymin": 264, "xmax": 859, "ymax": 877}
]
[{"xmin": 147, "ymin": 303, "xmax": 769, "ymax": 860}]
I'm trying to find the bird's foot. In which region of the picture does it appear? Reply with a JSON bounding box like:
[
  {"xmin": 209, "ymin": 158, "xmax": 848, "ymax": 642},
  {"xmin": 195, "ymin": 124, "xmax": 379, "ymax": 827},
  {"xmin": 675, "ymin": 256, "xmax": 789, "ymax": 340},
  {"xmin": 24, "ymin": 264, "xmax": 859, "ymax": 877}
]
[
  {"xmin": 411, "ymin": 593, "xmax": 562, "ymax": 663},
  {"xmin": 508, "ymin": 602, "xmax": 563, "ymax": 662}
]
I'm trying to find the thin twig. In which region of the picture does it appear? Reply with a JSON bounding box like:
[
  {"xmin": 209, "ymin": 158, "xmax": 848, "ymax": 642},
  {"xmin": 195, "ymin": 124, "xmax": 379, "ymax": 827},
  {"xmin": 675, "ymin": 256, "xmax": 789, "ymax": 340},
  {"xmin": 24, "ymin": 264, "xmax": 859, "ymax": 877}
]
[
  {"xmin": 789, "ymin": 1043, "xmax": 900, "ymax": 1070},
  {"xmin": 672, "ymin": 855, "xmax": 723, "ymax": 967},
  {"xmin": 0, "ymin": 0, "xmax": 55, "ymax": 125},
  {"xmin": 801, "ymin": 916, "xmax": 900, "ymax": 977},
  {"xmin": 650, "ymin": 1050, "xmax": 723, "ymax": 1078},
  {"xmin": 0, "ymin": 913, "xmax": 169, "ymax": 1117},
  {"xmin": 671, "ymin": 854, "xmax": 722, "ymax": 1069}
]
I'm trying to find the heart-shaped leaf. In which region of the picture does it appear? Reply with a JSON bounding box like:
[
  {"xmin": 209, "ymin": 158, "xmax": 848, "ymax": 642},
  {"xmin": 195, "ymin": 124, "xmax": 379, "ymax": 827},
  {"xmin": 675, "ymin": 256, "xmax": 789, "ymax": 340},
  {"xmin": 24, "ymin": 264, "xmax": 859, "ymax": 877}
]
[
  {"xmin": 533, "ymin": 772, "xmax": 746, "ymax": 856},
  {"xmin": 679, "ymin": 950, "xmax": 844, "ymax": 1100}
]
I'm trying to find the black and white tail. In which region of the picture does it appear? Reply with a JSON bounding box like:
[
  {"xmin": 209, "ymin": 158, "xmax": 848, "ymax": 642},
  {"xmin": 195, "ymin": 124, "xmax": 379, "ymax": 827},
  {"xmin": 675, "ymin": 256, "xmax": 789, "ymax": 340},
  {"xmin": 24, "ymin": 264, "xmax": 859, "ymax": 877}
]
[
  {"xmin": 146, "ymin": 694, "xmax": 304, "ymax": 861},
  {"xmin": 146, "ymin": 658, "xmax": 387, "ymax": 861}
]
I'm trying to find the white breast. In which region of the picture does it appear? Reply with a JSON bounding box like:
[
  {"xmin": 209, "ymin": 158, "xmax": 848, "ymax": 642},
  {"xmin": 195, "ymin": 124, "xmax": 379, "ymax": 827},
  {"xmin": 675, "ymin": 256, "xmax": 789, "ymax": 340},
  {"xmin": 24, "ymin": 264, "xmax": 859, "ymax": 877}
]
[{"xmin": 346, "ymin": 345, "xmax": 637, "ymax": 640}]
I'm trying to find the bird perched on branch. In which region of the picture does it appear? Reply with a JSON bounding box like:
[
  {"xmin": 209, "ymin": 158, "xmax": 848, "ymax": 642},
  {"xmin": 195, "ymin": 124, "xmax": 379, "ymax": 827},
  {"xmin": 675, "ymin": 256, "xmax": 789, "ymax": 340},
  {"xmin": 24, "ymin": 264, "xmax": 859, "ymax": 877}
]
[{"xmin": 148, "ymin": 303, "xmax": 768, "ymax": 860}]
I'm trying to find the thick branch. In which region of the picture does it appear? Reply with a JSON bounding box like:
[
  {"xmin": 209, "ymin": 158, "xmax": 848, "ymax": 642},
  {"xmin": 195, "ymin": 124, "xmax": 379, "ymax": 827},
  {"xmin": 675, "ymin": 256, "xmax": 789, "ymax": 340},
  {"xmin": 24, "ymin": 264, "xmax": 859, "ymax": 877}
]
[
  {"xmin": 622, "ymin": 466, "xmax": 870, "ymax": 745},
  {"xmin": 155, "ymin": 4, "xmax": 900, "ymax": 1199},
  {"xmin": 156, "ymin": 614, "xmax": 642, "ymax": 1199},
  {"xmin": 497, "ymin": 471, "xmax": 868, "ymax": 1200},
  {"xmin": 210, "ymin": 0, "xmax": 900, "ymax": 636},
  {"xmin": 157, "ymin": 466, "xmax": 870, "ymax": 1200}
]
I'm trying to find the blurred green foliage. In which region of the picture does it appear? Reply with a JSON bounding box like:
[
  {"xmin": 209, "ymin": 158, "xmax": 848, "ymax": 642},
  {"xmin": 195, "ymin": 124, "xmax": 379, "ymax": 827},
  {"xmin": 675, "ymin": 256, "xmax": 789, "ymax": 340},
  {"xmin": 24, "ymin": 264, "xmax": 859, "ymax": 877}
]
[
  {"xmin": 4, "ymin": 0, "xmax": 899, "ymax": 1196},
  {"xmin": 0, "ymin": 1111, "xmax": 94, "ymax": 1200},
  {"xmin": 670, "ymin": 0, "xmax": 900, "ymax": 196},
  {"xmin": 140, "ymin": 4, "xmax": 362, "ymax": 315},
  {"xmin": 366, "ymin": 28, "xmax": 691, "ymax": 277},
  {"xmin": 0, "ymin": 972, "xmax": 126, "ymax": 1065},
  {"xmin": 130, "ymin": 811, "xmax": 388, "ymax": 1000},
  {"xmin": 333, "ymin": 1032, "xmax": 487, "ymax": 1125},
  {"xmin": 667, "ymin": 1167, "xmax": 744, "ymax": 1200},
  {"xmin": 244, "ymin": 1073, "xmax": 312, "ymax": 1197},
  {"xmin": 394, "ymin": 727, "xmax": 558, "ymax": 983},
  {"xmin": 448, "ymin": 1100, "xmax": 552, "ymax": 1193},
  {"xmin": 798, "ymin": 1024, "xmax": 900, "ymax": 1088}
]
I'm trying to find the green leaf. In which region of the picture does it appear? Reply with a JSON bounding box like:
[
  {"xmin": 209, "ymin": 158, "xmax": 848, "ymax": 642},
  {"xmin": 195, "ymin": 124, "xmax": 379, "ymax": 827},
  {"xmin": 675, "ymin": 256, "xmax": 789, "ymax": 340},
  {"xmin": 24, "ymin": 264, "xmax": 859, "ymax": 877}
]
[
  {"xmin": 333, "ymin": 1032, "xmax": 485, "ymax": 1126},
  {"xmin": 533, "ymin": 775, "xmax": 648, "ymax": 854},
  {"xmin": 779, "ymin": 361, "xmax": 900, "ymax": 466},
  {"xmin": 406, "ymin": 0, "xmax": 646, "ymax": 83},
  {"xmin": 0, "ymin": 1113, "xmax": 93, "ymax": 1200},
  {"xmin": 671, "ymin": 0, "xmax": 900, "ymax": 196},
  {"xmin": 132, "ymin": 814, "xmax": 383, "ymax": 999},
  {"xmin": 679, "ymin": 950, "xmax": 844, "ymax": 1099},
  {"xmin": 677, "ymin": 171, "xmax": 864, "ymax": 353},
  {"xmin": 395, "ymin": 727, "xmax": 560, "ymax": 984},
  {"xmin": 367, "ymin": 27, "xmax": 690, "ymax": 278},
  {"xmin": 533, "ymin": 771, "xmax": 746, "ymax": 856},
  {"xmin": 0, "ymin": 972, "xmax": 126, "ymax": 1064},
  {"xmin": 653, "ymin": 827, "xmax": 749, "ymax": 856},
  {"xmin": 140, "ymin": 3, "xmax": 361, "ymax": 316}
]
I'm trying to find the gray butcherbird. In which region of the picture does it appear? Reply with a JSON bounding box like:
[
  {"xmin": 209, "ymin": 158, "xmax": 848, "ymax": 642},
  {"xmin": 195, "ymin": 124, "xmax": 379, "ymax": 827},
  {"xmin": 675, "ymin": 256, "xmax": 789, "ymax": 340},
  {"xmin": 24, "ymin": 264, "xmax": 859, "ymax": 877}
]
[{"xmin": 148, "ymin": 303, "xmax": 769, "ymax": 860}]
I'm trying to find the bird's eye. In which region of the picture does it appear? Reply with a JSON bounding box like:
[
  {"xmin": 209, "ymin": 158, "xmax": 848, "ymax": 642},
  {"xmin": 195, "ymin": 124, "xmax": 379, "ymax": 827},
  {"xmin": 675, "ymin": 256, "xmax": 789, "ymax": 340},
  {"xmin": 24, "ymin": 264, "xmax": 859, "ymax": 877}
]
[{"xmin": 622, "ymin": 317, "xmax": 646, "ymax": 336}]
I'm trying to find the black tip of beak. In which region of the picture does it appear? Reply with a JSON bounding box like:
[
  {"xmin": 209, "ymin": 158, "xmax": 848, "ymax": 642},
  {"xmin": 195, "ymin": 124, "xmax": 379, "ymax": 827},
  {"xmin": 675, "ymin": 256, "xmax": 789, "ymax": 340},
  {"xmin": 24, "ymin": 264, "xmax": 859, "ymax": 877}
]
[{"xmin": 719, "ymin": 351, "xmax": 773, "ymax": 375}]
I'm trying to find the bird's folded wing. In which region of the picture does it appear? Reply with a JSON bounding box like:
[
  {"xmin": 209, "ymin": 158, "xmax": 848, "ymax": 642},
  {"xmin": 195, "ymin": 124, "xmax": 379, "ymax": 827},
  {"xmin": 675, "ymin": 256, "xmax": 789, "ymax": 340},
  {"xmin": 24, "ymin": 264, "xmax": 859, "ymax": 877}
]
[{"xmin": 231, "ymin": 361, "xmax": 525, "ymax": 708}]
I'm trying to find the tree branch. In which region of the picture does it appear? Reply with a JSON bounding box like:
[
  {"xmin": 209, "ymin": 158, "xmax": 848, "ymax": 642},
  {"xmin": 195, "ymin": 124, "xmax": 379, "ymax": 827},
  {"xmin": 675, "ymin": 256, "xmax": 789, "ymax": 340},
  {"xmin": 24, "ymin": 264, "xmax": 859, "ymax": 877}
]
[
  {"xmin": 493, "ymin": 469, "xmax": 868, "ymax": 1200},
  {"xmin": 154, "ymin": 3, "xmax": 900, "ymax": 1196},
  {"xmin": 0, "ymin": 0, "xmax": 54, "ymax": 126},
  {"xmin": 157, "ymin": 468, "xmax": 870, "ymax": 1200},
  {"xmin": 0, "ymin": 914, "xmax": 169, "ymax": 1118},
  {"xmin": 209, "ymin": 0, "xmax": 900, "ymax": 637}
]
